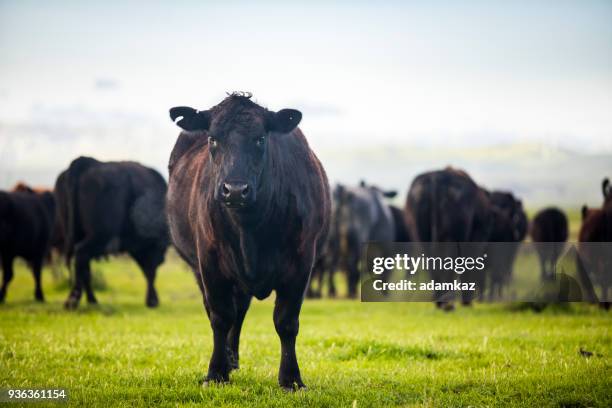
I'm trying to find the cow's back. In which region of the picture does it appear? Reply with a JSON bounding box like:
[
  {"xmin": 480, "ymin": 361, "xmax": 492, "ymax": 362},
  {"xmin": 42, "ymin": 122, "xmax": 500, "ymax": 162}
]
[
  {"xmin": 59, "ymin": 157, "xmax": 169, "ymax": 260},
  {"xmin": 0, "ymin": 192, "xmax": 53, "ymax": 259},
  {"xmin": 406, "ymin": 169, "xmax": 489, "ymax": 242},
  {"xmin": 532, "ymin": 208, "xmax": 568, "ymax": 243}
]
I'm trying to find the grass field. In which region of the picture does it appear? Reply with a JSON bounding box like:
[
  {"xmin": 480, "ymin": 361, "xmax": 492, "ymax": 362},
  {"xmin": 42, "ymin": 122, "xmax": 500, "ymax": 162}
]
[{"xmin": 1, "ymin": 250, "xmax": 610, "ymax": 408}]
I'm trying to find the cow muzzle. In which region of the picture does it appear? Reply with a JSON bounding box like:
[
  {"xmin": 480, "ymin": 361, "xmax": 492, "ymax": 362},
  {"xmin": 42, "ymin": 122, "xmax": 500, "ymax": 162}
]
[{"xmin": 219, "ymin": 181, "xmax": 255, "ymax": 208}]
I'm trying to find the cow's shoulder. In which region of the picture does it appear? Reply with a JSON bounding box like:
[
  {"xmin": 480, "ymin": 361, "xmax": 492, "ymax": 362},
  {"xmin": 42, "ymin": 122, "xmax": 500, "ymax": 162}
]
[{"xmin": 169, "ymin": 130, "xmax": 207, "ymax": 173}]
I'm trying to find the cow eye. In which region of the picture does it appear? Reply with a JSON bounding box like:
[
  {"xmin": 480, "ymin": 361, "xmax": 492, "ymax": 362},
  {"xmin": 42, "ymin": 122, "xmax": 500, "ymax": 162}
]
[
  {"xmin": 208, "ymin": 137, "xmax": 218, "ymax": 148},
  {"xmin": 255, "ymin": 136, "xmax": 265, "ymax": 147}
]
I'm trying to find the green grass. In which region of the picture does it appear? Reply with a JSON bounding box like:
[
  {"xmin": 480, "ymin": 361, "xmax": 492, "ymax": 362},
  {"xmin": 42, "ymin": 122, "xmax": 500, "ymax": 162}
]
[{"xmin": 1, "ymin": 253, "xmax": 611, "ymax": 407}]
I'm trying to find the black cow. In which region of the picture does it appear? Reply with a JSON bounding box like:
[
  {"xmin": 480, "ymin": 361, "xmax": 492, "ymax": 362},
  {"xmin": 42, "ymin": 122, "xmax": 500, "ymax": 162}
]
[
  {"xmin": 307, "ymin": 182, "xmax": 404, "ymax": 299},
  {"xmin": 405, "ymin": 167, "xmax": 492, "ymax": 308},
  {"xmin": 12, "ymin": 183, "xmax": 66, "ymax": 278},
  {"xmin": 333, "ymin": 182, "xmax": 397, "ymax": 298},
  {"xmin": 166, "ymin": 93, "xmax": 330, "ymax": 389},
  {"xmin": 0, "ymin": 190, "xmax": 55, "ymax": 302},
  {"xmin": 55, "ymin": 157, "xmax": 169, "ymax": 309},
  {"xmin": 483, "ymin": 190, "xmax": 528, "ymax": 299},
  {"xmin": 530, "ymin": 207, "xmax": 568, "ymax": 281}
]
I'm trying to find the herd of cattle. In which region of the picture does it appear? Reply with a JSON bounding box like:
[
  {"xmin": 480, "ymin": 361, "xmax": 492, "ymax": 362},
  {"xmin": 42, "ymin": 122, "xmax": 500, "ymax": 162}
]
[
  {"xmin": 0, "ymin": 93, "xmax": 610, "ymax": 387},
  {"xmin": 309, "ymin": 170, "xmax": 611, "ymax": 309}
]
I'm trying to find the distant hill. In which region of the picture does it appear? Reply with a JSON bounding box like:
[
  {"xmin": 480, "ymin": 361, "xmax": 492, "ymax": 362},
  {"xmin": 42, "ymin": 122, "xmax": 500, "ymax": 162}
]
[{"xmin": 318, "ymin": 143, "xmax": 612, "ymax": 208}]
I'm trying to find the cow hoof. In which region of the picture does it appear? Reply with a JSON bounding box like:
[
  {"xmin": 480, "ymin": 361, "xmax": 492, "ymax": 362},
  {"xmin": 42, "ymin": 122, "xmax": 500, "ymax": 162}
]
[
  {"xmin": 0, "ymin": 291, "xmax": 5, "ymax": 303},
  {"xmin": 64, "ymin": 297, "xmax": 80, "ymax": 310},
  {"xmin": 280, "ymin": 380, "xmax": 306, "ymax": 392},
  {"xmin": 226, "ymin": 350, "xmax": 239, "ymax": 371},
  {"xmin": 87, "ymin": 297, "xmax": 98, "ymax": 305},
  {"xmin": 202, "ymin": 373, "xmax": 229, "ymax": 386},
  {"xmin": 146, "ymin": 297, "xmax": 159, "ymax": 308},
  {"xmin": 441, "ymin": 303, "xmax": 455, "ymax": 312},
  {"xmin": 35, "ymin": 290, "xmax": 45, "ymax": 302}
]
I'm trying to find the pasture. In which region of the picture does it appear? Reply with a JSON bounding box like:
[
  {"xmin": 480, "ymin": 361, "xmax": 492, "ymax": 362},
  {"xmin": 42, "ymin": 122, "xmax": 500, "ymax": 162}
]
[{"xmin": 1, "ymin": 248, "xmax": 611, "ymax": 407}]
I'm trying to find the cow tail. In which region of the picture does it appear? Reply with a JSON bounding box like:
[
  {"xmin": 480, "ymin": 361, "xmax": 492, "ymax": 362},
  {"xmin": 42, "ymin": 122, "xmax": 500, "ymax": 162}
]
[{"xmin": 64, "ymin": 157, "xmax": 95, "ymax": 268}]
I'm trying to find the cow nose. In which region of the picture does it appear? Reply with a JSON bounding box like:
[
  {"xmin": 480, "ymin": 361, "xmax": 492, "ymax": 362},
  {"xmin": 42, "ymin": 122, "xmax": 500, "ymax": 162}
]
[{"xmin": 221, "ymin": 182, "xmax": 251, "ymax": 205}]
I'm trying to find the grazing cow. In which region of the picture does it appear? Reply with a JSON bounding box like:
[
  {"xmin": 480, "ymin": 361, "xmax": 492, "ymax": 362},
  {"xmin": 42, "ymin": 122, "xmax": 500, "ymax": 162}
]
[
  {"xmin": 530, "ymin": 208, "xmax": 569, "ymax": 281},
  {"xmin": 333, "ymin": 182, "xmax": 397, "ymax": 298},
  {"xmin": 483, "ymin": 190, "xmax": 528, "ymax": 299},
  {"xmin": 578, "ymin": 204, "xmax": 612, "ymax": 309},
  {"xmin": 0, "ymin": 190, "xmax": 55, "ymax": 302},
  {"xmin": 166, "ymin": 93, "xmax": 330, "ymax": 389},
  {"xmin": 405, "ymin": 168, "xmax": 492, "ymax": 308},
  {"xmin": 56, "ymin": 157, "xmax": 169, "ymax": 309}
]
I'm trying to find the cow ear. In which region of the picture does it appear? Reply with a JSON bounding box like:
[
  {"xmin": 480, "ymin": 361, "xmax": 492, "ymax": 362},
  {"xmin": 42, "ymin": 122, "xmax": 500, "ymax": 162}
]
[
  {"xmin": 581, "ymin": 205, "xmax": 588, "ymax": 220},
  {"xmin": 169, "ymin": 106, "xmax": 211, "ymax": 131},
  {"xmin": 383, "ymin": 190, "xmax": 398, "ymax": 198},
  {"xmin": 267, "ymin": 109, "xmax": 302, "ymax": 134}
]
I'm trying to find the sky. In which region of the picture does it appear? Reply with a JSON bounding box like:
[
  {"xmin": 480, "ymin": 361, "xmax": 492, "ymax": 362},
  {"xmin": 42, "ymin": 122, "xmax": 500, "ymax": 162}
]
[{"xmin": 1, "ymin": 0, "xmax": 611, "ymax": 195}]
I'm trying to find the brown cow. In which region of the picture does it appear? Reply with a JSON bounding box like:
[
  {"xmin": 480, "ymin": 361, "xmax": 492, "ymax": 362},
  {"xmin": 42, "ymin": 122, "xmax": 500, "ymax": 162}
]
[{"xmin": 578, "ymin": 204, "xmax": 612, "ymax": 309}]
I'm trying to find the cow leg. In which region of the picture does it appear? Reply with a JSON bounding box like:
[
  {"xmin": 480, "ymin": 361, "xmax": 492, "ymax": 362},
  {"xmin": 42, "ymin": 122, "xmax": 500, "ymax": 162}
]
[
  {"xmin": 65, "ymin": 241, "xmax": 97, "ymax": 309},
  {"xmin": 274, "ymin": 291, "xmax": 306, "ymax": 390},
  {"xmin": 317, "ymin": 266, "xmax": 325, "ymax": 297},
  {"xmin": 144, "ymin": 267, "xmax": 159, "ymax": 308},
  {"xmin": 226, "ymin": 290, "xmax": 251, "ymax": 370},
  {"xmin": 83, "ymin": 266, "xmax": 98, "ymax": 305},
  {"xmin": 539, "ymin": 257, "xmax": 547, "ymax": 281},
  {"xmin": 600, "ymin": 286, "xmax": 610, "ymax": 311},
  {"xmin": 305, "ymin": 269, "xmax": 319, "ymax": 298},
  {"xmin": 31, "ymin": 258, "xmax": 44, "ymax": 302},
  {"xmin": 346, "ymin": 255, "xmax": 359, "ymax": 299},
  {"xmin": 204, "ymin": 292, "xmax": 234, "ymax": 383},
  {"xmin": 0, "ymin": 254, "xmax": 14, "ymax": 303},
  {"xmin": 65, "ymin": 255, "xmax": 85, "ymax": 309},
  {"xmin": 328, "ymin": 267, "xmax": 337, "ymax": 297},
  {"xmin": 132, "ymin": 250, "xmax": 160, "ymax": 308},
  {"xmin": 200, "ymin": 263, "xmax": 235, "ymax": 384}
]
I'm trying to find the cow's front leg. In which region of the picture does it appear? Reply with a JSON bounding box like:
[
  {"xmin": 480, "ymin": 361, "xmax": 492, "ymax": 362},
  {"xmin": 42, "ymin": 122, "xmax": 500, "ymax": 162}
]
[
  {"xmin": 274, "ymin": 285, "xmax": 307, "ymax": 390},
  {"xmin": 202, "ymin": 278, "xmax": 235, "ymax": 384}
]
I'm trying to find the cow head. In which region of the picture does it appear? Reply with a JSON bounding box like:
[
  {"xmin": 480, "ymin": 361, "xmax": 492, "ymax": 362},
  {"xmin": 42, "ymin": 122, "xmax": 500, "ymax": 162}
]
[
  {"xmin": 359, "ymin": 180, "xmax": 397, "ymax": 198},
  {"xmin": 169, "ymin": 93, "xmax": 301, "ymax": 210},
  {"xmin": 490, "ymin": 191, "xmax": 528, "ymax": 242}
]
